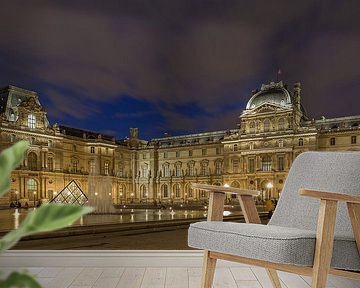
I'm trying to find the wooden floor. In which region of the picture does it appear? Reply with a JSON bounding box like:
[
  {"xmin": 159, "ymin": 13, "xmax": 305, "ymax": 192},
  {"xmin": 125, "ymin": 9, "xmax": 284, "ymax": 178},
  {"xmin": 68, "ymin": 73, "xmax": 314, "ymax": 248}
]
[{"xmin": 1, "ymin": 251, "xmax": 359, "ymax": 288}]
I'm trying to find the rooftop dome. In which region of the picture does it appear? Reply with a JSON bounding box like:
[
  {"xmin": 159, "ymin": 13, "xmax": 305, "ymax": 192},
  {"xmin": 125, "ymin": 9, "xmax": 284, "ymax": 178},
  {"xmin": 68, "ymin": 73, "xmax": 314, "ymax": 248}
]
[{"xmin": 246, "ymin": 81, "xmax": 292, "ymax": 110}]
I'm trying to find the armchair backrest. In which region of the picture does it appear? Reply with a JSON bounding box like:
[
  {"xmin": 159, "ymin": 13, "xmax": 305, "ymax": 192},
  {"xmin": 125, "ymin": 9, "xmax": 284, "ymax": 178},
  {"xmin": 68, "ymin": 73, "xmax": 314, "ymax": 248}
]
[{"xmin": 269, "ymin": 151, "xmax": 360, "ymax": 239}]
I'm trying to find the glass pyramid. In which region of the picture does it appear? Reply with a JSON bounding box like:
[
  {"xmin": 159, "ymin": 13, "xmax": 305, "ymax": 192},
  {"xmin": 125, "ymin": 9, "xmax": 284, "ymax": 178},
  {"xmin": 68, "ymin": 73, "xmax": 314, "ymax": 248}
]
[{"xmin": 51, "ymin": 180, "xmax": 88, "ymax": 205}]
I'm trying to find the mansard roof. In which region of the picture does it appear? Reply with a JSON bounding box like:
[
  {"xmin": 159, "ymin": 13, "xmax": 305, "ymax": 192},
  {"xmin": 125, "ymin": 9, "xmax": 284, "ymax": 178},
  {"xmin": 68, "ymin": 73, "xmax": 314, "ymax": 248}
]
[{"xmin": 59, "ymin": 125, "xmax": 115, "ymax": 142}]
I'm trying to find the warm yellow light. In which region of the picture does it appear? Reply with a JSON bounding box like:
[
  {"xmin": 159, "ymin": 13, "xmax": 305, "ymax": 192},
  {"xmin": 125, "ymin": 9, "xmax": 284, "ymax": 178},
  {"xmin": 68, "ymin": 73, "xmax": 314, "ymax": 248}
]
[
  {"xmin": 224, "ymin": 183, "xmax": 230, "ymax": 188},
  {"xmin": 266, "ymin": 182, "xmax": 273, "ymax": 189},
  {"xmin": 94, "ymin": 192, "xmax": 98, "ymax": 196}
]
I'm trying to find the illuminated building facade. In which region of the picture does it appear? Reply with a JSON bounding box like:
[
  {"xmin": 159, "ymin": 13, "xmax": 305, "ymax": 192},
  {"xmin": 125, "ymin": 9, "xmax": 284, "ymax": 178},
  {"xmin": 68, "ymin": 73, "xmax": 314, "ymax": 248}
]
[{"xmin": 0, "ymin": 82, "xmax": 359, "ymax": 206}]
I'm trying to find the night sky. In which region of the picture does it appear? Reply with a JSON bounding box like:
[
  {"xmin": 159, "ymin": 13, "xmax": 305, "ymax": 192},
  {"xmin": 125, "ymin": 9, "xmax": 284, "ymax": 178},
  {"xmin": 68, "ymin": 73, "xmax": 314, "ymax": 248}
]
[{"xmin": 0, "ymin": 1, "xmax": 359, "ymax": 140}]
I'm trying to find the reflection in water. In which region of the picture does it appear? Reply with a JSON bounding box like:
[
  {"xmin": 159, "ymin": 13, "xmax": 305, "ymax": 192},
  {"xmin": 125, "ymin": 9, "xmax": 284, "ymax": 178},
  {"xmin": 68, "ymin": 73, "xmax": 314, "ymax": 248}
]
[
  {"xmin": 13, "ymin": 209, "xmax": 20, "ymax": 229},
  {"xmin": 0, "ymin": 208, "xmax": 241, "ymax": 231}
]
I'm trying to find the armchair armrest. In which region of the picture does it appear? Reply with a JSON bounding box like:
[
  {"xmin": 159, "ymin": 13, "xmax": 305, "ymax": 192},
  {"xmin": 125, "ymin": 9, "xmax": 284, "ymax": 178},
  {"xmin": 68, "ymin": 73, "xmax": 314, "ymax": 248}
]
[
  {"xmin": 299, "ymin": 189, "xmax": 360, "ymax": 204},
  {"xmin": 191, "ymin": 183, "xmax": 260, "ymax": 197},
  {"xmin": 192, "ymin": 183, "xmax": 261, "ymax": 224}
]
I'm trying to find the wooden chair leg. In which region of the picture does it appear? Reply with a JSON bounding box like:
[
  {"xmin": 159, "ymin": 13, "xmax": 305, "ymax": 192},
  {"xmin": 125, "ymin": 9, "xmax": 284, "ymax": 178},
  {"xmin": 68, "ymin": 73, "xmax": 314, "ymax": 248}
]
[
  {"xmin": 266, "ymin": 269, "xmax": 282, "ymax": 288},
  {"xmin": 311, "ymin": 200, "xmax": 337, "ymax": 288},
  {"xmin": 201, "ymin": 250, "xmax": 217, "ymax": 288}
]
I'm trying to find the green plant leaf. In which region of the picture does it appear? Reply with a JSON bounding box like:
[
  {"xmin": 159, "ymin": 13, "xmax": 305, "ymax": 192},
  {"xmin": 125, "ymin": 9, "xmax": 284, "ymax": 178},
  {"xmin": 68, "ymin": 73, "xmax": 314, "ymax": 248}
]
[
  {"xmin": 0, "ymin": 204, "xmax": 93, "ymax": 251},
  {"xmin": 0, "ymin": 271, "xmax": 41, "ymax": 288},
  {"xmin": 0, "ymin": 141, "xmax": 29, "ymax": 196}
]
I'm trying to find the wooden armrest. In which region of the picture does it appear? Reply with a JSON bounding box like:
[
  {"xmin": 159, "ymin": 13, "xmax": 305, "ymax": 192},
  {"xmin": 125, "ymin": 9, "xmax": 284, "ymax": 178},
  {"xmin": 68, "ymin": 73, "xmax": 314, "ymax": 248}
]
[
  {"xmin": 299, "ymin": 189, "xmax": 360, "ymax": 204},
  {"xmin": 191, "ymin": 183, "xmax": 260, "ymax": 197}
]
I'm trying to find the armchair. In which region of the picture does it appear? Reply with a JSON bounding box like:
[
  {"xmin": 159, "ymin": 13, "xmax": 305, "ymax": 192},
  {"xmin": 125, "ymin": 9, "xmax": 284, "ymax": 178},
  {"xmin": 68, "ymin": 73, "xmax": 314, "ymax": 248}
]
[{"xmin": 188, "ymin": 152, "xmax": 360, "ymax": 288}]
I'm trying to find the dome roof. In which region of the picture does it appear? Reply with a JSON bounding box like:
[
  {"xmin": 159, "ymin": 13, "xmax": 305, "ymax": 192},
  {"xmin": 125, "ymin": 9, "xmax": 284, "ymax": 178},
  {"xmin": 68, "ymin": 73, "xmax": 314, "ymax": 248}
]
[{"xmin": 246, "ymin": 81, "xmax": 292, "ymax": 110}]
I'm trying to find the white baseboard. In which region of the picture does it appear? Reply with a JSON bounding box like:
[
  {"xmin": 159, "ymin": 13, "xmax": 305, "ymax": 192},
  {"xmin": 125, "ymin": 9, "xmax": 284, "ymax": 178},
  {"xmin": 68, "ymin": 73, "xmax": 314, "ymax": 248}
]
[{"xmin": 0, "ymin": 250, "xmax": 247, "ymax": 268}]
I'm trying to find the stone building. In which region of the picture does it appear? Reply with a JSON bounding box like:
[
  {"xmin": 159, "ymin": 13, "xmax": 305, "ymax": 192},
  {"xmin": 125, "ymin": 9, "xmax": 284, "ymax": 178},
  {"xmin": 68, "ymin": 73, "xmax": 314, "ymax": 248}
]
[{"xmin": 0, "ymin": 82, "xmax": 359, "ymax": 206}]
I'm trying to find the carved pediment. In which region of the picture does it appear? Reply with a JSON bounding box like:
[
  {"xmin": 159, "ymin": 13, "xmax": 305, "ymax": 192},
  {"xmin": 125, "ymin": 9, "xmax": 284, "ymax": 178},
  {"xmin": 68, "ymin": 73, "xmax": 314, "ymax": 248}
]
[{"xmin": 18, "ymin": 97, "xmax": 44, "ymax": 112}]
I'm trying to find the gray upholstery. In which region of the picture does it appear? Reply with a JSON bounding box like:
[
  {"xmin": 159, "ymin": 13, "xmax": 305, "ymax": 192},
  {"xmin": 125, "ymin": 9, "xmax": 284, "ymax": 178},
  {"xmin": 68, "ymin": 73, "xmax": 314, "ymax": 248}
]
[{"xmin": 188, "ymin": 152, "xmax": 360, "ymax": 271}]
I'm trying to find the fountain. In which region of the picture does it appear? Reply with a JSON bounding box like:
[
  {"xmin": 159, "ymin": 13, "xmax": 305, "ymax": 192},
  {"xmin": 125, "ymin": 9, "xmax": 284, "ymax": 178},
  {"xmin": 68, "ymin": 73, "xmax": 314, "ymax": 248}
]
[{"xmin": 87, "ymin": 174, "xmax": 115, "ymax": 214}]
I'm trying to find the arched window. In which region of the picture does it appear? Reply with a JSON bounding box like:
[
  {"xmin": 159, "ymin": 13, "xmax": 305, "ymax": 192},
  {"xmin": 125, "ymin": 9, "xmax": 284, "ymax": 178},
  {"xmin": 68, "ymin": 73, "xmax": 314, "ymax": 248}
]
[
  {"xmin": 264, "ymin": 119, "xmax": 271, "ymax": 132},
  {"xmin": 262, "ymin": 155, "xmax": 272, "ymax": 171},
  {"xmin": 298, "ymin": 138, "xmax": 304, "ymax": 146},
  {"xmin": 233, "ymin": 144, "xmax": 238, "ymax": 152},
  {"xmin": 278, "ymin": 118, "xmax": 285, "ymax": 130},
  {"xmin": 28, "ymin": 152, "xmax": 37, "ymax": 170},
  {"xmin": 27, "ymin": 114, "xmax": 36, "ymax": 129},
  {"xmin": 162, "ymin": 184, "xmax": 169, "ymax": 198}
]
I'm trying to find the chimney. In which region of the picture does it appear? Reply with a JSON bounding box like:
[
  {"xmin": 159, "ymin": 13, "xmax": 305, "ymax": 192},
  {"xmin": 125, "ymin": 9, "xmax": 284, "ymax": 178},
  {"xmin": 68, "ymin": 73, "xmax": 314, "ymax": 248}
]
[{"xmin": 293, "ymin": 82, "xmax": 301, "ymax": 111}]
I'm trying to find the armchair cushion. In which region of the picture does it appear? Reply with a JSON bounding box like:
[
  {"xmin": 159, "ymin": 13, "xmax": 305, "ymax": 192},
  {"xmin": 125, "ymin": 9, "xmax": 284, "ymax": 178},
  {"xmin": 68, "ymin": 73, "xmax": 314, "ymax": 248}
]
[{"xmin": 188, "ymin": 221, "xmax": 360, "ymax": 271}]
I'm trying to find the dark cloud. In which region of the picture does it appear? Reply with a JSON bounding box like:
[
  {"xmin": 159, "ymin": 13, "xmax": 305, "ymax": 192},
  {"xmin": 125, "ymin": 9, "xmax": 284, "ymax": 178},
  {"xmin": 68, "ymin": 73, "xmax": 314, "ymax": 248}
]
[{"xmin": 0, "ymin": 0, "xmax": 359, "ymax": 138}]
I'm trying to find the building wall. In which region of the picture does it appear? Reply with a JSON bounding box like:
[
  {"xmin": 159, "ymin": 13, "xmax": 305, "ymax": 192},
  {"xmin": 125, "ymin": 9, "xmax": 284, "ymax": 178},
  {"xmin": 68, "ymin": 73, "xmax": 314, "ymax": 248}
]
[{"xmin": 0, "ymin": 84, "xmax": 359, "ymax": 206}]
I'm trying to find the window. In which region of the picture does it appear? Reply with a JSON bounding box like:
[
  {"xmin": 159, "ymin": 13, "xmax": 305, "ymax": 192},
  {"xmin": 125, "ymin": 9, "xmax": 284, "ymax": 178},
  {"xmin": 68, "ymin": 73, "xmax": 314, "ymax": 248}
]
[
  {"xmin": 104, "ymin": 162, "xmax": 109, "ymax": 175},
  {"xmin": 189, "ymin": 150, "xmax": 193, "ymax": 157},
  {"xmin": 10, "ymin": 134, "xmax": 16, "ymax": 143},
  {"xmin": 248, "ymin": 158, "xmax": 255, "ymax": 173},
  {"xmin": 162, "ymin": 185, "xmax": 169, "ymax": 198},
  {"xmin": 216, "ymin": 147, "xmax": 221, "ymax": 155},
  {"xmin": 90, "ymin": 146, "xmax": 95, "ymax": 153},
  {"xmin": 118, "ymin": 165, "xmax": 123, "ymax": 177},
  {"xmin": 188, "ymin": 162, "xmax": 194, "ymax": 176},
  {"xmin": 28, "ymin": 152, "xmax": 37, "ymax": 170},
  {"xmin": 215, "ymin": 161, "xmax": 222, "ymax": 175},
  {"xmin": 176, "ymin": 151, "xmax": 180, "ymax": 157},
  {"xmin": 142, "ymin": 165, "xmax": 148, "ymax": 178},
  {"xmin": 262, "ymin": 155, "xmax": 272, "ymax": 171},
  {"xmin": 201, "ymin": 162, "xmax": 207, "ymax": 176},
  {"xmin": 72, "ymin": 160, "xmax": 78, "ymax": 172},
  {"xmin": 351, "ymin": 136, "xmax": 357, "ymax": 144},
  {"xmin": 202, "ymin": 149, "xmax": 207, "ymax": 156},
  {"xmin": 141, "ymin": 186, "xmax": 147, "ymax": 198},
  {"xmin": 47, "ymin": 157, "xmax": 54, "ymax": 171},
  {"xmin": 278, "ymin": 118, "xmax": 285, "ymax": 130},
  {"xmin": 73, "ymin": 145, "xmax": 77, "ymax": 152},
  {"xmin": 89, "ymin": 161, "xmax": 95, "ymax": 174},
  {"xmin": 233, "ymin": 144, "xmax": 238, "ymax": 152},
  {"xmin": 298, "ymin": 138, "xmax": 304, "ymax": 146},
  {"xmin": 27, "ymin": 178, "xmax": 37, "ymax": 192},
  {"xmin": 106, "ymin": 148, "xmax": 109, "ymax": 155},
  {"xmin": 27, "ymin": 114, "xmax": 36, "ymax": 129},
  {"xmin": 330, "ymin": 137, "xmax": 336, "ymax": 146},
  {"xmin": 278, "ymin": 156, "xmax": 284, "ymax": 171},
  {"xmin": 48, "ymin": 140, "xmax": 53, "ymax": 147},
  {"xmin": 163, "ymin": 164, "xmax": 170, "ymax": 177},
  {"xmin": 249, "ymin": 121, "xmax": 255, "ymax": 133},
  {"xmin": 232, "ymin": 159, "xmax": 239, "ymax": 173},
  {"xmin": 174, "ymin": 184, "xmax": 181, "ymax": 198},
  {"xmin": 249, "ymin": 142, "xmax": 254, "ymax": 150},
  {"xmin": 164, "ymin": 152, "xmax": 168, "ymax": 158},
  {"xmin": 278, "ymin": 140, "xmax": 284, "ymax": 148},
  {"xmin": 200, "ymin": 190, "xmax": 206, "ymax": 198},
  {"xmin": 264, "ymin": 119, "xmax": 270, "ymax": 132},
  {"xmin": 175, "ymin": 163, "xmax": 181, "ymax": 177}
]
